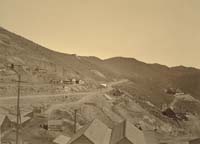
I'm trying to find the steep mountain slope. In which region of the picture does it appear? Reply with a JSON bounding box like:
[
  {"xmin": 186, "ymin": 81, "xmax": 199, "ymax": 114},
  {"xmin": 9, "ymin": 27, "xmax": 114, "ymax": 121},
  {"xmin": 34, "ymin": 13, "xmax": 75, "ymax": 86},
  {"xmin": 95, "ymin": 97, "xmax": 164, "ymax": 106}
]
[
  {"xmin": 104, "ymin": 57, "xmax": 200, "ymax": 103},
  {"xmin": 1, "ymin": 26, "xmax": 200, "ymax": 104},
  {"xmin": 0, "ymin": 27, "xmax": 116, "ymax": 83},
  {"xmin": 170, "ymin": 66, "xmax": 200, "ymax": 100}
]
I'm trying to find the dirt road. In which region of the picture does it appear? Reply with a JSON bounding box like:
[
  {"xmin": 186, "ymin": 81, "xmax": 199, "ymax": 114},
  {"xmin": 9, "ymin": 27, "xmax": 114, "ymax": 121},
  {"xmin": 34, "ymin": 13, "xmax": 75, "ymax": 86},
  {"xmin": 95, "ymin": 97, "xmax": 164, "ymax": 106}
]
[
  {"xmin": 0, "ymin": 79, "xmax": 128, "ymax": 101},
  {"xmin": 0, "ymin": 88, "xmax": 111, "ymax": 100}
]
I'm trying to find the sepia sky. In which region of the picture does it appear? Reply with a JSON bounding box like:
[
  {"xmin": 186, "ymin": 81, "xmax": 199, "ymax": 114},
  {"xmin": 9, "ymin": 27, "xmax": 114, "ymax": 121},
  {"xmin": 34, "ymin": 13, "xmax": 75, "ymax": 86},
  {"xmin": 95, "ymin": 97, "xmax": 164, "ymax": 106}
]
[{"xmin": 0, "ymin": 0, "xmax": 200, "ymax": 68}]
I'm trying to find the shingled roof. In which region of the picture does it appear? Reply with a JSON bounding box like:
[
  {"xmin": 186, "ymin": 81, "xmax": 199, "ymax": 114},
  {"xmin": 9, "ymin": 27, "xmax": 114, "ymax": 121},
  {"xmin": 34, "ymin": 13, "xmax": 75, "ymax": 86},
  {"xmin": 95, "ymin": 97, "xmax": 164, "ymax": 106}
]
[
  {"xmin": 110, "ymin": 120, "xmax": 146, "ymax": 144},
  {"xmin": 67, "ymin": 119, "xmax": 112, "ymax": 144}
]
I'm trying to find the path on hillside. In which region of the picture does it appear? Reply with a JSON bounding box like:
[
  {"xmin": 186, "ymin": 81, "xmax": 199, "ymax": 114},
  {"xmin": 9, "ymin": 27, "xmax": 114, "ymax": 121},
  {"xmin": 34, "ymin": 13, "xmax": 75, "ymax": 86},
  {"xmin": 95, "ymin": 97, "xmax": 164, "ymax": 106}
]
[
  {"xmin": 0, "ymin": 79, "xmax": 128, "ymax": 101},
  {"xmin": 169, "ymin": 93, "xmax": 200, "ymax": 109},
  {"xmin": 45, "ymin": 80, "xmax": 129, "ymax": 120},
  {"xmin": 0, "ymin": 87, "xmax": 111, "ymax": 101}
]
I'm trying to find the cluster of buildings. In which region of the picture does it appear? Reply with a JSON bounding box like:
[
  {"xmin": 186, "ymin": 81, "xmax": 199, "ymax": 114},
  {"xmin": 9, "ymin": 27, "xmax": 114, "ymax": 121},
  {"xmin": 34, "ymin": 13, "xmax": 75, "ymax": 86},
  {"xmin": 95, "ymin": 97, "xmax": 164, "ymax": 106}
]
[
  {"xmin": 162, "ymin": 108, "xmax": 188, "ymax": 122},
  {"xmin": 164, "ymin": 88, "xmax": 184, "ymax": 95},
  {"xmin": 53, "ymin": 119, "xmax": 158, "ymax": 144},
  {"xmin": 52, "ymin": 119, "xmax": 200, "ymax": 144},
  {"xmin": 50, "ymin": 78, "xmax": 84, "ymax": 85},
  {"xmin": 1, "ymin": 111, "xmax": 200, "ymax": 144}
]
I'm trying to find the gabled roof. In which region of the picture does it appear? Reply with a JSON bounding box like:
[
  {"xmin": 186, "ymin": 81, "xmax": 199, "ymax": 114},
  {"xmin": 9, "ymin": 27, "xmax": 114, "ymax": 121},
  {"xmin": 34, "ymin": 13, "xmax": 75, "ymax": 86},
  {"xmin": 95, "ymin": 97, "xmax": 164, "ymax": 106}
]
[
  {"xmin": 21, "ymin": 116, "xmax": 31, "ymax": 123},
  {"xmin": 110, "ymin": 120, "xmax": 146, "ymax": 144},
  {"xmin": 68, "ymin": 119, "xmax": 111, "ymax": 144},
  {"xmin": 0, "ymin": 114, "xmax": 6, "ymax": 126},
  {"xmin": 21, "ymin": 110, "xmax": 33, "ymax": 117},
  {"xmin": 7, "ymin": 114, "xmax": 16, "ymax": 123},
  {"xmin": 189, "ymin": 138, "xmax": 200, "ymax": 144},
  {"xmin": 7, "ymin": 114, "xmax": 31, "ymax": 124},
  {"xmin": 67, "ymin": 120, "xmax": 91, "ymax": 144},
  {"xmin": 109, "ymin": 120, "xmax": 125, "ymax": 144},
  {"xmin": 53, "ymin": 135, "xmax": 71, "ymax": 144}
]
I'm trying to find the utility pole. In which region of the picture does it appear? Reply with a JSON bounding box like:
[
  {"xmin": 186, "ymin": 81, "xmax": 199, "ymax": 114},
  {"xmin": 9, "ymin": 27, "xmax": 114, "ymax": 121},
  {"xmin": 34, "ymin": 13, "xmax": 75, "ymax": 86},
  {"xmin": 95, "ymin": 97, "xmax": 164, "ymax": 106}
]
[
  {"xmin": 16, "ymin": 74, "xmax": 21, "ymax": 144},
  {"xmin": 74, "ymin": 109, "xmax": 77, "ymax": 134},
  {"xmin": 0, "ymin": 127, "xmax": 2, "ymax": 144}
]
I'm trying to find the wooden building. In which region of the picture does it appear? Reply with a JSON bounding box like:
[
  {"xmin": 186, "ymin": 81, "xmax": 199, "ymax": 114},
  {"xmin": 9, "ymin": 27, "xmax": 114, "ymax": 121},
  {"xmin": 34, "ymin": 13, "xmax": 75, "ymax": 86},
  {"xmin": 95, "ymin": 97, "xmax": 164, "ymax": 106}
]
[
  {"xmin": 48, "ymin": 120, "xmax": 63, "ymax": 131},
  {"xmin": 110, "ymin": 120, "xmax": 147, "ymax": 144},
  {"xmin": 0, "ymin": 115, "xmax": 12, "ymax": 137},
  {"xmin": 67, "ymin": 119, "xmax": 111, "ymax": 144},
  {"xmin": 8, "ymin": 115, "xmax": 31, "ymax": 127}
]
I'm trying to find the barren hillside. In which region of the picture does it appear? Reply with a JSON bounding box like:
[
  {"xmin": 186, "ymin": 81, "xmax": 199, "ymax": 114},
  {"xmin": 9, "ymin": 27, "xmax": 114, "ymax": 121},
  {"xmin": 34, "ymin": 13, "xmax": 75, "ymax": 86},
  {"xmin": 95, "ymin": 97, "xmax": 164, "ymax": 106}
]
[
  {"xmin": 1, "ymin": 27, "xmax": 200, "ymax": 142},
  {"xmin": 1, "ymin": 26, "xmax": 200, "ymax": 107}
]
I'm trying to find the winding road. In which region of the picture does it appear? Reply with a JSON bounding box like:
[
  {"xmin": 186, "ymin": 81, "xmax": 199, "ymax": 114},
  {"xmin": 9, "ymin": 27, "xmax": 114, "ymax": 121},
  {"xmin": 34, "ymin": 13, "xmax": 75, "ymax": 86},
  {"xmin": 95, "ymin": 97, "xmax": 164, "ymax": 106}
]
[{"xmin": 0, "ymin": 79, "xmax": 128, "ymax": 101}]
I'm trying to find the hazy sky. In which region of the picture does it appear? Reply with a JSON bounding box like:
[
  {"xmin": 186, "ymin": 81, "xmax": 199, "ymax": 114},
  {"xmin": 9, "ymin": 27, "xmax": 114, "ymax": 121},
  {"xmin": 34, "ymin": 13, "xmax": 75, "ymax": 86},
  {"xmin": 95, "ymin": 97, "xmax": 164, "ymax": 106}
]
[{"xmin": 0, "ymin": 0, "xmax": 200, "ymax": 68}]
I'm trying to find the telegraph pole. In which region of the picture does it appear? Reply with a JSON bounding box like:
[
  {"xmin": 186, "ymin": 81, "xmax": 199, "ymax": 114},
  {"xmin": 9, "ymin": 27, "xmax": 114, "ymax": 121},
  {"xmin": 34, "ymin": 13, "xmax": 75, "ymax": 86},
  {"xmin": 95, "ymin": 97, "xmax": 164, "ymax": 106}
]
[
  {"xmin": 16, "ymin": 74, "xmax": 21, "ymax": 144},
  {"xmin": 8, "ymin": 64, "xmax": 22, "ymax": 144}
]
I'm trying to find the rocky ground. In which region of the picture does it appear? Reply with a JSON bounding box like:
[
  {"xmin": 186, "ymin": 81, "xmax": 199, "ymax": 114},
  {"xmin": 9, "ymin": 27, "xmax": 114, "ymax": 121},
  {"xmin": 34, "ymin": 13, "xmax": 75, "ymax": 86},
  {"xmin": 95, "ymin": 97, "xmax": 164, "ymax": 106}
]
[{"xmin": 1, "ymin": 80, "xmax": 200, "ymax": 144}]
